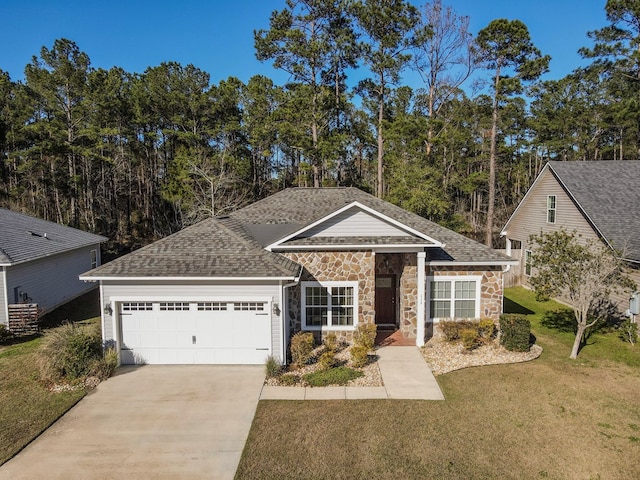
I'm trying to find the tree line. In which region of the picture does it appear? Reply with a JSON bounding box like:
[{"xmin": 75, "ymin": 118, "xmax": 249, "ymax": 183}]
[{"xmin": 0, "ymin": 0, "xmax": 638, "ymax": 252}]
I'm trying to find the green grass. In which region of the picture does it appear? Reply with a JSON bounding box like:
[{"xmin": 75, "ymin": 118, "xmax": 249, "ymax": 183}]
[
  {"xmin": 0, "ymin": 291, "xmax": 100, "ymax": 465},
  {"xmin": 236, "ymin": 287, "xmax": 640, "ymax": 480},
  {"xmin": 303, "ymin": 366, "xmax": 363, "ymax": 386},
  {"xmin": 506, "ymin": 286, "xmax": 640, "ymax": 366}
]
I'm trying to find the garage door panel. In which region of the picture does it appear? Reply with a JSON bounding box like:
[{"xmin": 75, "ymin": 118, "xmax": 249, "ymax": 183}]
[{"xmin": 119, "ymin": 301, "xmax": 272, "ymax": 365}]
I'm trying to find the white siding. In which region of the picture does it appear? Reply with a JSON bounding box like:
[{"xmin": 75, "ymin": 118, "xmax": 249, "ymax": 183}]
[
  {"xmin": 101, "ymin": 280, "xmax": 283, "ymax": 362},
  {"xmin": 5, "ymin": 245, "xmax": 101, "ymax": 317},
  {"xmin": 0, "ymin": 267, "xmax": 7, "ymax": 325},
  {"xmin": 304, "ymin": 207, "xmax": 412, "ymax": 238}
]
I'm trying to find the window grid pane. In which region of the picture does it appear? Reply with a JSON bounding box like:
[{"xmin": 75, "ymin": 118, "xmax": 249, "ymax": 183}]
[
  {"xmin": 454, "ymin": 300, "xmax": 475, "ymax": 319},
  {"xmin": 454, "ymin": 281, "xmax": 475, "ymax": 300},
  {"xmin": 430, "ymin": 300, "xmax": 451, "ymax": 319},
  {"xmin": 305, "ymin": 286, "xmax": 329, "ymax": 326}
]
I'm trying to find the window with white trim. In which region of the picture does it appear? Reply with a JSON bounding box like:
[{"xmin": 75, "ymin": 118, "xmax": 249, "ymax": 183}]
[
  {"xmin": 90, "ymin": 249, "xmax": 98, "ymax": 269},
  {"xmin": 159, "ymin": 302, "xmax": 190, "ymax": 311},
  {"xmin": 197, "ymin": 302, "xmax": 227, "ymax": 311},
  {"xmin": 524, "ymin": 250, "xmax": 532, "ymax": 277},
  {"xmin": 547, "ymin": 195, "xmax": 556, "ymax": 223},
  {"xmin": 121, "ymin": 302, "xmax": 153, "ymax": 312},
  {"xmin": 234, "ymin": 302, "xmax": 266, "ymax": 311},
  {"xmin": 429, "ymin": 276, "xmax": 480, "ymax": 320},
  {"xmin": 301, "ymin": 282, "xmax": 357, "ymax": 329}
]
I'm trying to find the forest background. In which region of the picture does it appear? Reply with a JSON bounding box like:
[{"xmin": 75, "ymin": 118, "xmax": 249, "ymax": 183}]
[{"xmin": 1, "ymin": 0, "xmax": 638, "ymax": 253}]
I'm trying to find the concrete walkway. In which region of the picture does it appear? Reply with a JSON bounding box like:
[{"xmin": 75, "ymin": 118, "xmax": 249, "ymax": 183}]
[{"xmin": 260, "ymin": 346, "xmax": 444, "ymax": 400}]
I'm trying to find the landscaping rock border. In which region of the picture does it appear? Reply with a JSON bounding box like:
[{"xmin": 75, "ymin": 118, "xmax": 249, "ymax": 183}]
[{"xmin": 422, "ymin": 333, "xmax": 543, "ymax": 376}]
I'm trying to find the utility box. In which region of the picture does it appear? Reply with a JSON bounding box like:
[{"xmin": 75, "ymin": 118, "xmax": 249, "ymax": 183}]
[{"xmin": 630, "ymin": 292, "xmax": 640, "ymax": 316}]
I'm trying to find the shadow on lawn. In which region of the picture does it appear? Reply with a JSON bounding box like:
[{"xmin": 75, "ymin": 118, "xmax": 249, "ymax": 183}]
[{"xmin": 503, "ymin": 297, "xmax": 534, "ymax": 315}]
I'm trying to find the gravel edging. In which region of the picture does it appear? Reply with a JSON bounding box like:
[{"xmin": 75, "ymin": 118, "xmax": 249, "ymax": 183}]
[{"xmin": 422, "ymin": 334, "xmax": 543, "ymax": 376}]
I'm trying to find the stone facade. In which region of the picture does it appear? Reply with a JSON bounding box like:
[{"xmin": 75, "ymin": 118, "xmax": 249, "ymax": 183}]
[
  {"xmin": 282, "ymin": 250, "xmax": 505, "ymax": 346},
  {"xmin": 428, "ymin": 265, "xmax": 504, "ymax": 323},
  {"xmin": 283, "ymin": 251, "xmax": 375, "ymax": 343}
]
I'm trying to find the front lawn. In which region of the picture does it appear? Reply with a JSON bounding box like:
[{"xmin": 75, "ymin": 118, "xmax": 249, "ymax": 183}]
[
  {"xmin": 0, "ymin": 291, "xmax": 100, "ymax": 465},
  {"xmin": 236, "ymin": 287, "xmax": 640, "ymax": 480}
]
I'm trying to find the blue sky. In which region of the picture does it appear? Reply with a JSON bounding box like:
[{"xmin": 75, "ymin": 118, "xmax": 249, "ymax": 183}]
[{"xmin": 0, "ymin": 0, "xmax": 608, "ymax": 88}]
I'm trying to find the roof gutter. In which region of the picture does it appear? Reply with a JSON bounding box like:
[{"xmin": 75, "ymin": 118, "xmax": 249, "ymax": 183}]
[{"xmin": 79, "ymin": 275, "xmax": 300, "ymax": 282}]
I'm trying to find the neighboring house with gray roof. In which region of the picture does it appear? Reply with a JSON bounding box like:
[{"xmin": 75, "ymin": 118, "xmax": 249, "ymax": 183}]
[
  {"xmin": 81, "ymin": 187, "xmax": 516, "ymax": 366},
  {"xmin": 501, "ymin": 160, "xmax": 640, "ymax": 316},
  {"xmin": 0, "ymin": 208, "xmax": 107, "ymax": 328}
]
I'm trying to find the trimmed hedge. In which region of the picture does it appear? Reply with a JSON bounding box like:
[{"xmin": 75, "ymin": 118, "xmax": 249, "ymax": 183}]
[{"xmin": 499, "ymin": 314, "xmax": 531, "ymax": 352}]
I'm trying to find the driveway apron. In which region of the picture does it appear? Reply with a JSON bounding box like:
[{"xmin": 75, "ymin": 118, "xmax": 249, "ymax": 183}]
[{"xmin": 0, "ymin": 365, "xmax": 265, "ymax": 480}]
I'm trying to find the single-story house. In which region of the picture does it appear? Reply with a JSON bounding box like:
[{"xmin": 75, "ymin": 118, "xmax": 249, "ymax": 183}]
[
  {"xmin": 501, "ymin": 160, "xmax": 640, "ymax": 316},
  {"xmin": 0, "ymin": 208, "xmax": 107, "ymax": 329},
  {"xmin": 81, "ymin": 187, "xmax": 516, "ymax": 365}
]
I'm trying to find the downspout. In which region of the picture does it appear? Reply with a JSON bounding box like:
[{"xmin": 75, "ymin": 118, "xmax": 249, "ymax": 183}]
[
  {"xmin": 1, "ymin": 267, "xmax": 9, "ymax": 326},
  {"xmin": 502, "ymin": 236, "xmax": 512, "ymax": 273},
  {"xmin": 416, "ymin": 251, "xmax": 426, "ymax": 347}
]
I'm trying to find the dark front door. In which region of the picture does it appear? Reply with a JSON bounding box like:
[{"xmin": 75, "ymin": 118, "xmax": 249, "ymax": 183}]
[{"xmin": 375, "ymin": 274, "xmax": 396, "ymax": 326}]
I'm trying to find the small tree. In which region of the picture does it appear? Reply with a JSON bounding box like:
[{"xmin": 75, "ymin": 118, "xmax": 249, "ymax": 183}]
[{"xmin": 529, "ymin": 230, "xmax": 635, "ymax": 359}]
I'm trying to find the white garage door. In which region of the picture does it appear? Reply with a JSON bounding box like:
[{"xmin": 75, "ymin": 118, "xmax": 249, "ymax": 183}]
[{"xmin": 119, "ymin": 300, "xmax": 272, "ymax": 365}]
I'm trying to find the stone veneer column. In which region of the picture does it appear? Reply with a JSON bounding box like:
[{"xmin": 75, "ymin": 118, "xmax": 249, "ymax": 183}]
[{"xmin": 399, "ymin": 253, "xmax": 418, "ymax": 339}]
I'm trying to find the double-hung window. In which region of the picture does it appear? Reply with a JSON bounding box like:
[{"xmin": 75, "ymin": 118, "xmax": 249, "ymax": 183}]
[
  {"xmin": 90, "ymin": 249, "xmax": 98, "ymax": 269},
  {"xmin": 301, "ymin": 282, "xmax": 357, "ymax": 329},
  {"xmin": 546, "ymin": 195, "xmax": 556, "ymax": 224},
  {"xmin": 429, "ymin": 276, "xmax": 480, "ymax": 320},
  {"xmin": 524, "ymin": 250, "xmax": 532, "ymax": 277}
]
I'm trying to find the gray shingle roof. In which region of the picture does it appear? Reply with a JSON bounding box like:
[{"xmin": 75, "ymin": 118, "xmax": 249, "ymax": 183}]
[
  {"xmin": 548, "ymin": 161, "xmax": 640, "ymax": 262},
  {"xmin": 232, "ymin": 187, "xmax": 513, "ymax": 263},
  {"xmin": 0, "ymin": 208, "xmax": 107, "ymax": 266},
  {"xmin": 85, "ymin": 187, "xmax": 513, "ymax": 279},
  {"xmin": 82, "ymin": 217, "xmax": 301, "ymax": 278}
]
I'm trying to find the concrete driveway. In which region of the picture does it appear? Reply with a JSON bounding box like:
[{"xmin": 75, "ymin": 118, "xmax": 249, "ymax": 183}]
[{"xmin": 0, "ymin": 365, "xmax": 265, "ymax": 480}]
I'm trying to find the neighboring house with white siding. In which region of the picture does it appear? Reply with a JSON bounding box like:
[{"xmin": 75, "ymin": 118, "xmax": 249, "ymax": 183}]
[
  {"xmin": 81, "ymin": 187, "xmax": 516, "ymax": 366},
  {"xmin": 0, "ymin": 209, "xmax": 107, "ymax": 328},
  {"xmin": 501, "ymin": 160, "xmax": 640, "ymax": 316}
]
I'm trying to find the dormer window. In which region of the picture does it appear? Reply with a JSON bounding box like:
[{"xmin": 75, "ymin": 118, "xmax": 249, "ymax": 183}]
[{"xmin": 547, "ymin": 195, "xmax": 556, "ymax": 224}]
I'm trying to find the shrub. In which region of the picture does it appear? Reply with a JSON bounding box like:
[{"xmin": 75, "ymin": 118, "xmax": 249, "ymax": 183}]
[
  {"xmin": 87, "ymin": 347, "xmax": 119, "ymax": 380},
  {"xmin": 438, "ymin": 319, "xmax": 479, "ymax": 342},
  {"xmin": 265, "ymin": 355, "xmax": 282, "ymax": 378},
  {"xmin": 499, "ymin": 314, "xmax": 531, "ymax": 352},
  {"xmin": 0, "ymin": 324, "xmax": 13, "ymax": 345},
  {"xmin": 38, "ymin": 322, "xmax": 106, "ymax": 383},
  {"xmin": 461, "ymin": 329, "xmax": 480, "ymax": 350},
  {"xmin": 318, "ymin": 349, "xmax": 337, "ymax": 370},
  {"xmin": 439, "ymin": 319, "xmax": 462, "ymax": 342},
  {"xmin": 323, "ymin": 332, "xmax": 338, "ymax": 352},
  {"xmin": 619, "ymin": 319, "xmax": 637, "ymax": 345},
  {"xmin": 303, "ymin": 366, "xmax": 363, "ymax": 387},
  {"xmin": 353, "ymin": 324, "xmax": 376, "ymax": 351},
  {"xmin": 350, "ymin": 344, "xmax": 370, "ymax": 368},
  {"xmin": 477, "ymin": 318, "xmax": 496, "ymax": 343},
  {"xmin": 279, "ymin": 373, "xmax": 300, "ymax": 386},
  {"xmin": 290, "ymin": 332, "xmax": 315, "ymax": 367}
]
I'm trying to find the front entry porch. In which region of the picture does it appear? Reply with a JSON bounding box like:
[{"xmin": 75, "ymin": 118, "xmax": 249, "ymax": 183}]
[{"xmin": 374, "ymin": 251, "xmax": 426, "ymax": 345}]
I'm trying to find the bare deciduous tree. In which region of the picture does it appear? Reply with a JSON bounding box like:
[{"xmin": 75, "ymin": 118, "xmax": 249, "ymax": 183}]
[{"xmin": 529, "ymin": 229, "xmax": 636, "ymax": 359}]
